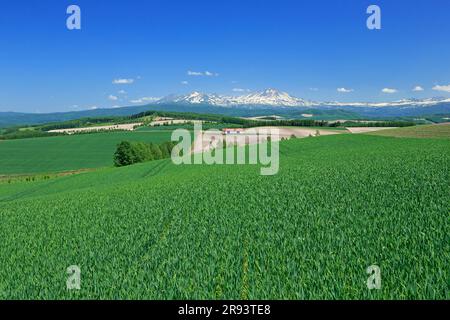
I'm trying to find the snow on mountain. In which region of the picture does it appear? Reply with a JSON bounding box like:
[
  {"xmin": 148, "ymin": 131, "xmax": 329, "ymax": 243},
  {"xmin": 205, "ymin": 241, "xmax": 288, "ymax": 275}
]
[
  {"xmin": 154, "ymin": 89, "xmax": 450, "ymax": 108},
  {"xmin": 321, "ymin": 97, "xmax": 450, "ymax": 108},
  {"xmin": 230, "ymin": 88, "xmax": 314, "ymax": 107},
  {"xmin": 157, "ymin": 89, "xmax": 315, "ymax": 107},
  {"xmin": 171, "ymin": 91, "xmax": 228, "ymax": 105}
]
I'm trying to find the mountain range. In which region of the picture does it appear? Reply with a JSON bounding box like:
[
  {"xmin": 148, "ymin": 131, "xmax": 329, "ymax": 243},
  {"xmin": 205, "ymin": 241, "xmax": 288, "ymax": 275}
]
[
  {"xmin": 1, "ymin": 89, "xmax": 449, "ymax": 128},
  {"xmin": 155, "ymin": 88, "xmax": 450, "ymax": 108}
]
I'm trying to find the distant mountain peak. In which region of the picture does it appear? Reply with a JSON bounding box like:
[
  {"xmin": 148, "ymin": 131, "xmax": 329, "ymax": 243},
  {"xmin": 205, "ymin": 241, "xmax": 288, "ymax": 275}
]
[
  {"xmin": 260, "ymin": 88, "xmax": 282, "ymax": 96},
  {"xmin": 158, "ymin": 88, "xmax": 314, "ymax": 107},
  {"xmin": 154, "ymin": 89, "xmax": 450, "ymax": 109}
]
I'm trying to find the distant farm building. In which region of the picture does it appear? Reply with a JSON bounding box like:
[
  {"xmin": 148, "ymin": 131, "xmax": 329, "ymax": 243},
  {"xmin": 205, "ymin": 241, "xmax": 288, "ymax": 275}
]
[{"xmin": 222, "ymin": 128, "xmax": 244, "ymax": 135}]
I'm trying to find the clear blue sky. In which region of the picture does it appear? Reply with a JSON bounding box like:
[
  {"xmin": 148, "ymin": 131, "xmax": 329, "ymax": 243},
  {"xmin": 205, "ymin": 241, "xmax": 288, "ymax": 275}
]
[{"xmin": 1, "ymin": 0, "xmax": 449, "ymax": 112}]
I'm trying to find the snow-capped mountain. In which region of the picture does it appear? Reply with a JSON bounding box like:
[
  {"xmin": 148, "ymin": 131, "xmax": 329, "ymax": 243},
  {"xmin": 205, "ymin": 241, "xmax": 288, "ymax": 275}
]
[
  {"xmin": 157, "ymin": 89, "xmax": 315, "ymax": 107},
  {"xmin": 155, "ymin": 88, "xmax": 450, "ymax": 109},
  {"xmin": 230, "ymin": 88, "xmax": 314, "ymax": 107},
  {"xmin": 320, "ymin": 97, "xmax": 450, "ymax": 108},
  {"xmin": 160, "ymin": 91, "xmax": 228, "ymax": 105}
]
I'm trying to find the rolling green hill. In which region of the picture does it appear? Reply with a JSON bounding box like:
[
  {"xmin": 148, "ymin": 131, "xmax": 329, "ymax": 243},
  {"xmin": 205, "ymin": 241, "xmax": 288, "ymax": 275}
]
[
  {"xmin": 0, "ymin": 106, "xmax": 155, "ymax": 128},
  {"xmin": 0, "ymin": 134, "xmax": 448, "ymax": 299},
  {"xmin": 0, "ymin": 131, "xmax": 173, "ymax": 175}
]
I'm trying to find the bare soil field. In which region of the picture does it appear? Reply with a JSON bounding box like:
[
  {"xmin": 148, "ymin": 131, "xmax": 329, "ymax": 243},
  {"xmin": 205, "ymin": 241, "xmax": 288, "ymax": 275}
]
[
  {"xmin": 191, "ymin": 126, "xmax": 344, "ymax": 154},
  {"xmin": 48, "ymin": 123, "xmax": 143, "ymax": 134},
  {"xmin": 47, "ymin": 119, "xmax": 200, "ymax": 134},
  {"xmin": 346, "ymin": 127, "xmax": 396, "ymax": 134},
  {"xmin": 149, "ymin": 119, "xmax": 202, "ymax": 126}
]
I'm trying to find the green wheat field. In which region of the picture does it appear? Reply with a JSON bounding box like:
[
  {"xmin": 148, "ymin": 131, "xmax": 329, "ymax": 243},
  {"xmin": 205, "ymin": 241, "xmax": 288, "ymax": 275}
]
[{"xmin": 0, "ymin": 133, "xmax": 448, "ymax": 299}]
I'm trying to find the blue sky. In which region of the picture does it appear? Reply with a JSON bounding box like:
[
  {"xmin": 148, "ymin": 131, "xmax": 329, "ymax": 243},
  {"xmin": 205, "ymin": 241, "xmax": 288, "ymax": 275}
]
[{"xmin": 1, "ymin": 0, "xmax": 449, "ymax": 112}]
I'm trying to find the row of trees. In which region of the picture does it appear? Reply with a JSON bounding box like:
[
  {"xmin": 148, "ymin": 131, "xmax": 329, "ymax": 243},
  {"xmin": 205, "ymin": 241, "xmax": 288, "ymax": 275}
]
[
  {"xmin": 0, "ymin": 129, "xmax": 63, "ymax": 140},
  {"xmin": 113, "ymin": 141, "xmax": 176, "ymax": 167},
  {"xmin": 131, "ymin": 110, "xmax": 251, "ymax": 126},
  {"xmin": 336, "ymin": 121, "xmax": 416, "ymax": 127},
  {"xmin": 40, "ymin": 117, "xmax": 123, "ymax": 131}
]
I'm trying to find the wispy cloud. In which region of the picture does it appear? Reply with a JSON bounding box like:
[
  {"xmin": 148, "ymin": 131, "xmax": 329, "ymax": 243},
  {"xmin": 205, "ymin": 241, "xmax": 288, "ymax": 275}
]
[
  {"xmin": 108, "ymin": 95, "xmax": 118, "ymax": 101},
  {"xmin": 112, "ymin": 78, "xmax": 134, "ymax": 84},
  {"xmin": 382, "ymin": 88, "xmax": 398, "ymax": 94},
  {"xmin": 232, "ymin": 88, "xmax": 250, "ymax": 93},
  {"xmin": 309, "ymin": 87, "xmax": 319, "ymax": 92},
  {"xmin": 118, "ymin": 90, "xmax": 127, "ymax": 94},
  {"xmin": 337, "ymin": 87, "xmax": 354, "ymax": 93},
  {"xmin": 181, "ymin": 81, "xmax": 189, "ymax": 85},
  {"xmin": 432, "ymin": 84, "xmax": 450, "ymax": 93},
  {"xmin": 187, "ymin": 71, "xmax": 203, "ymax": 76},
  {"xmin": 142, "ymin": 97, "xmax": 161, "ymax": 102},
  {"xmin": 130, "ymin": 97, "xmax": 161, "ymax": 104},
  {"xmin": 204, "ymin": 71, "xmax": 219, "ymax": 77},
  {"xmin": 187, "ymin": 70, "xmax": 219, "ymax": 77},
  {"xmin": 412, "ymin": 86, "xmax": 424, "ymax": 92}
]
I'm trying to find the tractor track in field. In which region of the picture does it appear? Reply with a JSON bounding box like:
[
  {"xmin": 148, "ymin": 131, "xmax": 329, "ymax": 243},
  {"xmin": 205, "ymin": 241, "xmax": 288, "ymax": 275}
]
[
  {"xmin": 0, "ymin": 178, "xmax": 66, "ymax": 203},
  {"xmin": 141, "ymin": 159, "xmax": 170, "ymax": 178},
  {"xmin": 240, "ymin": 235, "xmax": 250, "ymax": 300},
  {"xmin": 0, "ymin": 160, "xmax": 171, "ymax": 203}
]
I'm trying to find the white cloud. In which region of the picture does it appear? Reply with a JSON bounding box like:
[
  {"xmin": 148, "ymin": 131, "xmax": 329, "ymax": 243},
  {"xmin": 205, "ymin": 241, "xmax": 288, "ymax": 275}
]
[
  {"xmin": 142, "ymin": 97, "xmax": 160, "ymax": 102},
  {"xmin": 108, "ymin": 95, "xmax": 118, "ymax": 101},
  {"xmin": 432, "ymin": 84, "xmax": 450, "ymax": 93},
  {"xmin": 382, "ymin": 88, "xmax": 398, "ymax": 94},
  {"xmin": 337, "ymin": 87, "xmax": 354, "ymax": 93},
  {"xmin": 181, "ymin": 81, "xmax": 189, "ymax": 85},
  {"xmin": 232, "ymin": 88, "xmax": 250, "ymax": 93},
  {"xmin": 112, "ymin": 78, "xmax": 134, "ymax": 84},
  {"xmin": 187, "ymin": 70, "xmax": 219, "ymax": 77},
  {"xmin": 309, "ymin": 87, "xmax": 319, "ymax": 91},
  {"xmin": 118, "ymin": 90, "xmax": 127, "ymax": 94},
  {"xmin": 130, "ymin": 97, "xmax": 161, "ymax": 104},
  {"xmin": 187, "ymin": 71, "xmax": 203, "ymax": 76},
  {"xmin": 205, "ymin": 71, "xmax": 219, "ymax": 77},
  {"xmin": 111, "ymin": 105, "xmax": 121, "ymax": 109},
  {"xmin": 412, "ymin": 86, "xmax": 424, "ymax": 92},
  {"xmin": 89, "ymin": 105, "xmax": 98, "ymax": 110}
]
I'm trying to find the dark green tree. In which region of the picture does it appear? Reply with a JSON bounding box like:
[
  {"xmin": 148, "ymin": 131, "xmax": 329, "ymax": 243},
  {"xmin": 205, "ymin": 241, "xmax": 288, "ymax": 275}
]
[{"xmin": 114, "ymin": 141, "xmax": 135, "ymax": 167}]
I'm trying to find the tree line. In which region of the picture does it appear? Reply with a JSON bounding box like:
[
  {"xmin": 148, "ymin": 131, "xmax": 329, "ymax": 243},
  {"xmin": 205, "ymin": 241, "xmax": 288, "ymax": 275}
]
[{"xmin": 114, "ymin": 140, "xmax": 176, "ymax": 167}]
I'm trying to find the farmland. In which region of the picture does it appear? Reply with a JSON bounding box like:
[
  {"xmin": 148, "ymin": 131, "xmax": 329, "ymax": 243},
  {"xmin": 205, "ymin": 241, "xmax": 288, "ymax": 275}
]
[
  {"xmin": 0, "ymin": 131, "xmax": 172, "ymax": 175},
  {"xmin": 368, "ymin": 123, "xmax": 450, "ymax": 139},
  {"xmin": 0, "ymin": 134, "xmax": 448, "ymax": 299},
  {"xmin": 0, "ymin": 123, "xmax": 346, "ymax": 175}
]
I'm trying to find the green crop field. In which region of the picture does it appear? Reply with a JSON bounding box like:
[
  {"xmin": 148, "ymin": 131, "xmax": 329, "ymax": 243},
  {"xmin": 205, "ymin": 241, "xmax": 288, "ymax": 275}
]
[
  {"xmin": 0, "ymin": 131, "xmax": 173, "ymax": 175},
  {"xmin": 368, "ymin": 123, "xmax": 450, "ymax": 139},
  {"xmin": 0, "ymin": 134, "xmax": 448, "ymax": 299}
]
